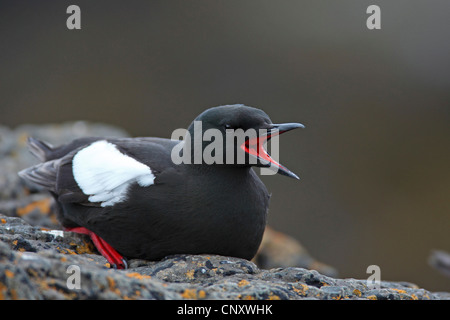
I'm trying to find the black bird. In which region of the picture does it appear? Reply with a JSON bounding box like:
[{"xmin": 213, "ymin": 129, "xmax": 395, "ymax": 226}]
[{"xmin": 19, "ymin": 104, "xmax": 304, "ymax": 268}]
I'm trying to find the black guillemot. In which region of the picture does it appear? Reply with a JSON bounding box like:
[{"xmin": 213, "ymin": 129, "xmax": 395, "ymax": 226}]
[{"xmin": 19, "ymin": 104, "xmax": 304, "ymax": 269}]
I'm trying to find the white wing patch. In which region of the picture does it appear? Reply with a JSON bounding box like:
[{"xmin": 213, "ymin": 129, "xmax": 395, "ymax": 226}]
[{"xmin": 72, "ymin": 140, "xmax": 155, "ymax": 207}]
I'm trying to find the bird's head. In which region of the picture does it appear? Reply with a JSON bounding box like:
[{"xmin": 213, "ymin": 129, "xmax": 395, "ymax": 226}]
[{"xmin": 185, "ymin": 104, "xmax": 304, "ymax": 179}]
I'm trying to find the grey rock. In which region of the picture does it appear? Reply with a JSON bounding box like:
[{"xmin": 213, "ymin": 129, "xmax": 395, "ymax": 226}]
[
  {"xmin": 255, "ymin": 226, "xmax": 338, "ymax": 277},
  {"xmin": 429, "ymin": 250, "xmax": 450, "ymax": 278},
  {"xmin": 0, "ymin": 214, "xmax": 447, "ymax": 300}
]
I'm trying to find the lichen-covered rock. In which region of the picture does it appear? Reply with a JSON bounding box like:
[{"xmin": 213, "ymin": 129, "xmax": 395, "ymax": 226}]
[{"xmin": 0, "ymin": 214, "xmax": 446, "ymax": 300}]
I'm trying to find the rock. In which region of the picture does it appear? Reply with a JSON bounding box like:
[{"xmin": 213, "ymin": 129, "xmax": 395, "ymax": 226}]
[
  {"xmin": 254, "ymin": 226, "xmax": 338, "ymax": 277},
  {"xmin": 0, "ymin": 214, "xmax": 446, "ymax": 300},
  {"xmin": 429, "ymin": 250, "xmax": 450, "ymax": 278}
]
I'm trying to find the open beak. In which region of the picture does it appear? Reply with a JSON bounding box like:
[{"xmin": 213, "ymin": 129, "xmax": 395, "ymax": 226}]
[{"xmin": 241, "ymin": 123, "xmax": 305, "ymax": 179}]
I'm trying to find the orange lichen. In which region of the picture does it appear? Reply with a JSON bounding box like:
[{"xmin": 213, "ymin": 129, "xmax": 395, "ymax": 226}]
[
  {"xmin": 353, "ymin": 289, "xmax": 362, "ymax": 297},
  {"xmin": 126, "ymin": 272, "xmax": 152, "ymax": 280},
  {"xmin": 180, "ymin": 288, "xmax": 206, "ymax": 299},
  {"xmin": 0, "ymin": 283, "xmax": 6, "ymax": 300},
  {"xmin": 16, "ymin": 198, "xmax": 51, "ymax": 216},
  {"xmin": 74, "ymin": 241, "xmax": 96, "ymax": 254},
  {"xmin": 9, "ymin": 289, "xmax": 18, "ymax": 300},
  {"xmin": 185, "ymin": 269, "xmax": 195, "ymax": 280},
  {"xmin": 292, "ymin": 283, "xmax": 309, "ymax": 296},
  {"xmin": 106, "ymin": 276, "xmax": 121, "ymax": 296},
  {"xmin": 390, "ymin": 288, "xmax": 407, "ymax": 294},
  {"xmin": 181, "ymin": 289, "xmax": 198, "ymax": 299},
  {"xmin": 57, "ymin": 247, "xmax": 77, "ymax": 255},
  {"xmin": 106, "ymin": 276, "xmax": 115, "ymax": 289},
  {"xmin": 4, "ymin": 270, "xmax": 14, "ymax": 279},
  {"xmin": 238, "ymin": 279, "xmax": 250, "ymax": 287},
  {"xmin": 268, "ymin": 293, "xmax": 281, "ymax": 300}
]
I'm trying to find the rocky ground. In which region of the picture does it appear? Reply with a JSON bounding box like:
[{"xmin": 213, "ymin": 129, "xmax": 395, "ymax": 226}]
[
  {"xmin": 0, "ymin": 213, "xmax": 446, "ymax": 300},
  {"xmin": 0, "ymin": 121, "xmax": 448, "ymax": 300}
]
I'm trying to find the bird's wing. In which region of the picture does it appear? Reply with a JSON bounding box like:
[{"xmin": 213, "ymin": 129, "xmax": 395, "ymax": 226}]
[
  {"xmin": 70, "ymin": 140, "xmax": 156, "ymax": 207},
  {"xmin": 19, "ymin": 138, "xmax": 175, "ymax": 208}
]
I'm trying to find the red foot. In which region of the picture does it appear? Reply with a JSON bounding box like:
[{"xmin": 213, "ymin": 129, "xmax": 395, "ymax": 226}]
[{"xmin": 66, "ymin": 227, "xmax": 127, "ymax": 269}]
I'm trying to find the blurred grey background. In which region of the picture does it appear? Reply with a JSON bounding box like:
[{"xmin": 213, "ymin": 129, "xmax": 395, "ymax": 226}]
[{"xmin": 1, "ymin": 1, "xmax": 449, "ymax": 291}]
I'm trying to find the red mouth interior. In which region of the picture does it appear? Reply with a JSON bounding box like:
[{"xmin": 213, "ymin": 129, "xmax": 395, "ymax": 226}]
[{"xmin": 241, "ymin": 134, "xmax": 286, "ymax": 170}]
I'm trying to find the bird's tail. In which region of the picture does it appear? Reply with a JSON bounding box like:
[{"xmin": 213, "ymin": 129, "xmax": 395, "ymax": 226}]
[
  {"xmin": 26, "ymin": 137, "xmax": 54, "ymax": 162},
  {"xmin": 18, "ymin": 159, "xmax": 60, "ymax": 192},
  {"xmin": 18, "ymin": 137, "xmax": 58, "ymax": 192}
]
